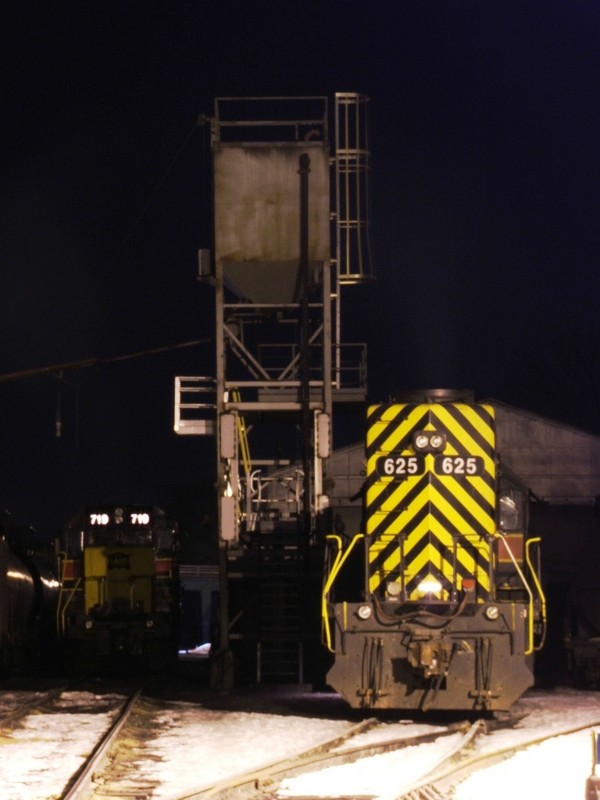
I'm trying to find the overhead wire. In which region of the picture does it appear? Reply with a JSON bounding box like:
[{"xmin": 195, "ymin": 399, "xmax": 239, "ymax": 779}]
[{"xmin": 0, "ymin": 338, "xmax": 213, "ymax": 383}]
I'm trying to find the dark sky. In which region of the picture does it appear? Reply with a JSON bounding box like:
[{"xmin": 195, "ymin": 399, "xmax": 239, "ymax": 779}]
[{"xmin": 2, "ymin": 1, "xmax": 600, "ymax": 536}]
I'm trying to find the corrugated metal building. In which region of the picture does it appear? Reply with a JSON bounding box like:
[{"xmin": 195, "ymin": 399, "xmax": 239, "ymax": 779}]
[
  {"xmin": 327, "ymin": 401, "xmax": 600, "ymax": 512},
  {"xmin": 492, "ymin": 401, "xmax": 600, "ymax": 504}
]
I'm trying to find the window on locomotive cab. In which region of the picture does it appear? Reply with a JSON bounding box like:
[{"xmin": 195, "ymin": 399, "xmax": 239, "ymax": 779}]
[{"xmin": 498, "ymin": 483, "xmax": 525, "ymax": 532}]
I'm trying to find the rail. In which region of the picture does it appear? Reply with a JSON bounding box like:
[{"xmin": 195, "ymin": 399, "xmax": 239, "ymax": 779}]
[
  {"xmin": 399, "ymin": 717, "xmax": 600, "ymax": 800},
  {"xmin": 526, "ymin": 535, "xmax": 547, "ymax": 649},
  {"xmin": 56, "ymin": 552, "xmax": 82, "ymax": 638},
  {"xmin": 494, "ymin": 532, "xmax": 546, "ymax": 655},
  {"xmin": 59, "ymin": 689, "xmax": 142, "ymax": 800},
  {"xmin": 231, "ymin": 388, "xmax": 251, "ymax": 477},
  {"xmin": 169, "ymin": 716, "xmax": 475, "ymax": 800}
]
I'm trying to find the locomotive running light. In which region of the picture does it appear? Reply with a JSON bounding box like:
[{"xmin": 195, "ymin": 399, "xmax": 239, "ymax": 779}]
[
  {"xmin": 84, "ymin": 619, "xmax": 94, "ymax": 630},
  {"xmin": 357, "ymin": 604, "xmax": 372, "ymax": 620},
  {"xmin": 485, "ymin": 605, "xmax": 500, "ymax": 621},
  {"xmin": 145, "ymin": 619, "xmax": 155, "ymax": 629},
  {"xmin": 386, "ymin": 581, "xmax": 402, "ymax": 598}
]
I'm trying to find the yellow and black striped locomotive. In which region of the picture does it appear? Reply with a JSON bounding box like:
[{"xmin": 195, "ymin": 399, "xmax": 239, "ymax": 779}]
[
  {"xmin": 57, "ymin": 505, "xmax": 179, "ymax": 672},
  {"xmin": 323, "ymin": 390, "xmax": 546, "ymax": 711}
]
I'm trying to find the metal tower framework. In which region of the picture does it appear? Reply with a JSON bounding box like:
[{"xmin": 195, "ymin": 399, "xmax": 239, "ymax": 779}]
[{"xmin": 175, "ymin": 94, "xmax": 373, "ymax": 684}]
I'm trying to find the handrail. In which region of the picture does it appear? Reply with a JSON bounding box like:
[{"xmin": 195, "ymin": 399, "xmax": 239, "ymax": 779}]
[
  {"xmin": 321, "ymin": 533, "xmax": 364, "ymax": 653},
  {"xmin": 494, "ymin": 531, "xmax": 541, "ymax": 656},
  {"xmin": 56, "ymin": 552, "xmax": 82, "ymax": 638},
  {"xmin": 231, "ymin": 388, "xmax": 252, "ymax": 477},
  {"xmin": 525, "ymin": 536, "xmax": 547, "ymax": 651}
]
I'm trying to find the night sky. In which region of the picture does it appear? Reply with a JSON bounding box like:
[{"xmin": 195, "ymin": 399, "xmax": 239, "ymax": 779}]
[{"xmin": 2, "ymin": 2, "xmax": 599, "ymax": 537}]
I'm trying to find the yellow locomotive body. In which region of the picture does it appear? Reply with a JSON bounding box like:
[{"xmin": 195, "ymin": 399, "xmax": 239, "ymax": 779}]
[
  {"xmin": 324, "ymin": 391, "xmax": 545, "ymax": 710},
  {"xmin": 57, "ymin": 505, "xmax": 179, "ymax": 672}
]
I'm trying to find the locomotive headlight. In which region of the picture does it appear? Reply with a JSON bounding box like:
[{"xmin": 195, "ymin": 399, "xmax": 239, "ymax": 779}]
[
  {"xmin": 413, "ymin": 432, "xmax": 430, "ymax": 451},
  {"xmin": 357, "ymin": 604, "xmax": 372, "ymax": 620},
  {"xmin": 485, "ymin": 605, "xmax": 500, "ymax": 621},
  {"xmin": 429, "ymin": 433, "xmax": 446, "ymax": 451},
  {"xmin": 416, "ymin": 577, "xmax": 443, "ymax": 597},
  {"xmin": 84, "ymin": 619, "xmax": 94, "ymax": 631},
  {"xmin": 412, "ymin": 431, "xmax": 447, "ymax": 453}
]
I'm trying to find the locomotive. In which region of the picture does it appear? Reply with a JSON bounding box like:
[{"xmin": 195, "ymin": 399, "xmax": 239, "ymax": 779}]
[
  {"xmin": 56, "ymin": 505, "xmax": 180, "ymax": 671},
  {"xmin": 0, "ymin": 529, "xmax": 59, "ymax": 673},
  {"xmin": 323, "ymin": 390, "xmax": 546, "ymax": 711}
]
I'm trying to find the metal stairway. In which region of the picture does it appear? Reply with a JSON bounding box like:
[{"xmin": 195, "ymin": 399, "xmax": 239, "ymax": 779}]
[{"xmin": 257, "ymin": 538, "xmax": 303, "ymax": 683}]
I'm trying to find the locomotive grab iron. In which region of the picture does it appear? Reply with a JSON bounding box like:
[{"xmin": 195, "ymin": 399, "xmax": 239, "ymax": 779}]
[{"xmin": 323, "ymin": 390, "xmax": 546, "ymax": 711}]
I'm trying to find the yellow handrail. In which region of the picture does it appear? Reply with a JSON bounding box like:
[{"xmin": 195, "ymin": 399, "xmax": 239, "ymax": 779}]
[
  {"xmin": 494, "ymin": 531, "xmax": 544, "ymax": 655},
  {"xmin": 231, "ymin": 388, "xmax": 251, "ymax": 477},
  {"xmin": 525, "ymin": 536, "xmax": 547, "ymax": 651},
  {"xmin": 321, "ymin": 533, "xmax": 364, "ymax": 653}
]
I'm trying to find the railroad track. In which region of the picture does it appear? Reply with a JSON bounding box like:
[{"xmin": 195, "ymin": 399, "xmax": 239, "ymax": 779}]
[
  {"xmin": 46, "ymin": 706, "xmax": 520, "ymax": 799},
  {"xmin": 164, "ymin": 712, "xmax": 600, "ymax": 800},
  {"xmin": 166, "ymin": 717, "xmax": 478, "ymax": 800},
  {"xmin": 0, "ymin": 680, "xmax": 132, "ymax": 735},
  {"xmin": 397, "ymin": 717, "xmax": 600, "ymax": 800},
  {"xmin": 0, "ymin": 682, "xmax": 141, "ymax": 800},
  {"xmin": 57, "ymin": 702, "xmax": 475, "ymax": 800},
  {"xmin": 59, "ymin": 689, "xmax": 142, "ymax": 800},
  {"xmin": 0, "ymin": 684, "xmax": 68, "ymax": 729},
  {"xmin": 70, "ymin": 690, "xmax": 176, "ymax": 800},
  {"xmin": 2, "ymin": 684, "xmax": 597, "ymax": 800}
]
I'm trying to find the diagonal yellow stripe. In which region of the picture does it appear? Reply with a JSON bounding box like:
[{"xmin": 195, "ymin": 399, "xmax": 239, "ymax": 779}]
[
  {"xmin": 367, "ymin": 405, "xmax": 413, "ymax": 450},
  {"xmin": 392, "ymin": 512, "xmax": 491, "ymax": 592},
  {"xmin": 368, "ymin": 532, "xmax": 396, "ymax": 560},
  {"xmin": 430, "ymin": 481, "xmax": 495, "ymax": 534},
  {"xmin": 404, "ymin": 546, "xmax": 451, "ymax": 586},
  {"xmin": 368, "ymin": 526, "xmax": 491, "ymax": 595},
  {"xmin": 432, "ymin": 404, "xmax": 495, "ymax": 476},
  {"xmin": 402, "ymin": 514, "xmax": 454, "ymax": 557},
  {"xmin": 366, "ymin": 481, "xmax": 430, "ymax": 536},
  {"xmin": 458, "ymin": 403, "xmax": 495, "ymax": 442},
  {"xmin": 428, "ymin": 517, "xmax": 491, "ymax": 591},
  {"xmin": 366, "ymin": 474, "xmax": 420, "ymax": 513}
]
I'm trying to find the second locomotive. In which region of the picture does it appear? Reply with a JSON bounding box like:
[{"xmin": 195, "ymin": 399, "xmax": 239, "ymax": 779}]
[{"xmin": 57, "ymin": 505, "xmax": 180, "ymax": 671}]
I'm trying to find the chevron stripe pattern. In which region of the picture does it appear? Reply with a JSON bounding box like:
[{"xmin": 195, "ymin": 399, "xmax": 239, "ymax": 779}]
[{"xmin": 365, "ymin": 401, "xmax": 496, "ymax": 600}]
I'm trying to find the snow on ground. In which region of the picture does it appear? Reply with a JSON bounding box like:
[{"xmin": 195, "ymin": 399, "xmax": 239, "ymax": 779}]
[
  {"xmin": 0, "ymin": 686, "xmax": 599, "ymax": 800},
  {"xmin": 147, "ymin": 687, "xmax": 600, "ymax": 800},
  {"xmin": 270, "ymin": 688, "xmax": 600, "ymax": 800},
  {"xmin": 0, "ymin": 691, "xmax": 124, "ymax": 800},
  {"xmin": 278, "ymin": 728, "xmax": 466, "ymax": 799},
  {"xmin": 144, "ymin": 705, "xmax": 354, "ymax": 794},
  {"xmin": 451, "ymin": 688, "xmax": 600, "ymax": 800},
  {"xmin": 453, "ymin": 729, "xmax": 592, "ymax": 800}
]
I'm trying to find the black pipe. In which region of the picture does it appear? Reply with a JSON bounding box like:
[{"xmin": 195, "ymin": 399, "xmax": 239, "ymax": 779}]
[{"xmin": 299, "ymin": 153, "xmax": 312, "ymax": 547}]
